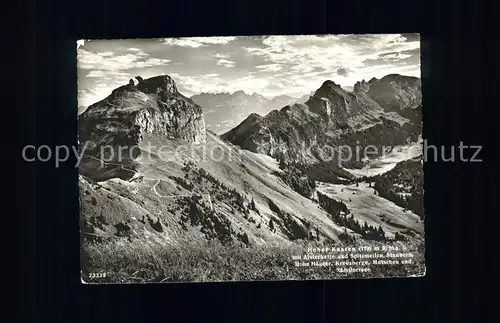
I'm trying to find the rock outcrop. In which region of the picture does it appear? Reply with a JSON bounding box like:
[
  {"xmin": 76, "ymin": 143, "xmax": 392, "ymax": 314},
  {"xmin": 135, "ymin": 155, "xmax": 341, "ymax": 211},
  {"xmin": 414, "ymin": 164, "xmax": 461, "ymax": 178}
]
[
  {"xmin": 78, "ymin": 75, "xmax": 206, "ymax": 181},
  {"xmin": 366, "ymin": 74, "xmax": 421, "ymax": 111},
  {"xmin": 353, "ymin": 80, "xmax": 369, "ymax": 93}
]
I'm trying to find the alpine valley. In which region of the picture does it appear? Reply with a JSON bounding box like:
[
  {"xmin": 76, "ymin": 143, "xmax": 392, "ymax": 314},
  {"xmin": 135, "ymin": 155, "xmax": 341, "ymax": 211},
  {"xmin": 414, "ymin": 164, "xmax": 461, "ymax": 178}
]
[{"xmin": 79, "ymin": 73, "xmax": 425, "ymax": 283}]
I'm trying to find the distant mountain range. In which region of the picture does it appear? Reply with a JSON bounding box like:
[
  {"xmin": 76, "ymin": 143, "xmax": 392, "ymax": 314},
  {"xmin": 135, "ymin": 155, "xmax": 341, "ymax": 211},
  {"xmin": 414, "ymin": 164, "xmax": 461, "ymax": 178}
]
[{"xmin": 190, "ymin": 91, "xmax": 305, "ymax": 134}]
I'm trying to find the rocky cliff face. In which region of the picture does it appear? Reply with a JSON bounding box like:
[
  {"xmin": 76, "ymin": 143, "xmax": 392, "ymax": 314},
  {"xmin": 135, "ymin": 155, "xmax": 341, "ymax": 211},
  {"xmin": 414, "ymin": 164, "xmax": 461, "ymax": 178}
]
[
  {"xmin": 366, "ymin": 74, "xmax": 422, "ymax": 111},
  {"xmin": 78, "ymin": 75, "xmax": 206, "ymax": 181},
  {"xmin": 353, "ymin": 80, "xmax": 369, "ymax": 93},
  {"xmin": 222, "ymin": 74, "xmax": 422, "ymax": 166}
]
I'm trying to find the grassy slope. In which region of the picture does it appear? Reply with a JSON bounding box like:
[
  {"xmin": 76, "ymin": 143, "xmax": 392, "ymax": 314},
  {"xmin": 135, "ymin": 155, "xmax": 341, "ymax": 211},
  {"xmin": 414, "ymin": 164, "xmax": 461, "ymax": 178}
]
[
  {"xmin": 80, "ymin": 132, "xmax": 346, "ymax": 246},
  {"xmin": 80, "ymin": 133, "xmax": 425, "ymax": 283},
  {"xmin": 316, "ymin": 182, "xmax": 423, "ymax": 238},
  {"xmin": 82, "ymin": 236, "xmax": 425, "ymax": 283}
]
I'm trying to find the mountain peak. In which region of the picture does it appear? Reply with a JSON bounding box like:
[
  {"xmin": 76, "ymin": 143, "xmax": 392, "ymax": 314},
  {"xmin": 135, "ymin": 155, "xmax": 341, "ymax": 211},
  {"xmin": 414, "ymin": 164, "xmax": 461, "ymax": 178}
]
[
  {"xmin": 353, "ymin": 79, "xmax": 369, "ymax": 93},
  {"xmin": 312, "ymin": 79, "xmax": 345, "ymax": 99},
  {"xmin": 79, "ymin": 74, "xmax": 206, "ymax": 180},
  {"xmin": 320, "ymin": 80, "xmax": 340, "ymax": 89},
  {"xmin": 222, "ymin": 72, "xmax": 422, "ymax": 164},
  {"xmin": 136, "ymin": 75, "xmax": 178, "ymax": 94},
  {"xmin": 379, "ymin": 74, "xmax": 408, "ymax": 83},
  {"xmin": 382, "ymin": 73, "xmax": 402, "ymax": 78}
]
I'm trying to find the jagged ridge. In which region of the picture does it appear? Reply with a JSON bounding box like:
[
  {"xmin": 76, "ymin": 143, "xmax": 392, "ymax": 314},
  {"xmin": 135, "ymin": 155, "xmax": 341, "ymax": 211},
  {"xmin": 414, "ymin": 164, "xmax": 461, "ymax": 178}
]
[{"xmin": 221, "ymin": 74, "xmax": 422, "ymax": 166}]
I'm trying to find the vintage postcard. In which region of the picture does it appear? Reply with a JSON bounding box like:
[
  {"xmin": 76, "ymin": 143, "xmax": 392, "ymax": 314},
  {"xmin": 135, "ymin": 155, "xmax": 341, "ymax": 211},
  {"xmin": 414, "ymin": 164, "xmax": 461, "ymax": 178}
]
[{"xmin": 78, "ymin": 34, "xmax": 425, "ymax": 283}]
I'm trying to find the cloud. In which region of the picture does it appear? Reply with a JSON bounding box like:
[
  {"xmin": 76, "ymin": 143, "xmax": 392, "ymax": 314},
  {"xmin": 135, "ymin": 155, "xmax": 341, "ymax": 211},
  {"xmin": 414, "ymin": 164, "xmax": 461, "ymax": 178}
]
[
  {"xmin": 213, "ymin": 53, "xmax": 230, "ymax": 59},
  {"xmin": 381, "ymin": 53, "xmax": 412, "ymax": 61},
  {"xmin": 86, "ymin": 70, "xmax": 107, "ymax": 78},
  {"xmin": 189, "ymin": 37, "xmax": 237, "ymax": 44},
  {"xmin": 77, "ymin": 49, "xmax": 171, "ymax": 70},
  {"xmin": 245, "ymin": 34, "xmax": 420, "ymax": 71},
  {"xmin": 163, "ymin": 36, "xmax": 237, "ymax": 48},
  {"xmin": 78, "ymin": 86, "xmax": 116, "ymax": 109},
  {"xmin": 401, "ymin": 33, "xmax": 420, "ymax": 42},
  {"xmin": 86, "ymin": 70, "xmax": 130, "ymax": 78},
  {"xmin": 241, "ymin": 34, "xmax": 420, "ymax": 91},
  {"xmin": 163, "ymin": 38, "xmax": 205, "ymax": 48},
  {"xmin": 336, "ymin": 67, "xmax": 350, "ymax": 76},
  {"xmin": 377, "ymin": 48, "xmax": 419, "ymax": 61},
  {"xmin": 77, "ymin": 35, "xmax": 421, "ymax": 107},
  {"xmin": 216, "ymin": 59, "xmax": 236, "ymax": 68},
  {"xmin": 255, "ymin": 63, "xmax": 283, "ymax": 72}
]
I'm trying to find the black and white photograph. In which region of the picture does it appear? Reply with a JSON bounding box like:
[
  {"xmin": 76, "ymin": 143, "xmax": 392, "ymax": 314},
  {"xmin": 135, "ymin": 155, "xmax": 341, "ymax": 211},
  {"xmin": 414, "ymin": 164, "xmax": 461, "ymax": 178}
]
[{"xmin": 77, "ymin": 34, "xmax": 425, "ymax": 284}]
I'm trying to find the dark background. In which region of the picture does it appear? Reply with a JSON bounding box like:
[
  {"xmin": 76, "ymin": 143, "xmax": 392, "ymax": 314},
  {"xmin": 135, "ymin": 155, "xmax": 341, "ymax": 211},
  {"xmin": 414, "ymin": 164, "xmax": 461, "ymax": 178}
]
[{"xmin": 15, "ymin": 0, "xmax": 494, "ymax": 321}]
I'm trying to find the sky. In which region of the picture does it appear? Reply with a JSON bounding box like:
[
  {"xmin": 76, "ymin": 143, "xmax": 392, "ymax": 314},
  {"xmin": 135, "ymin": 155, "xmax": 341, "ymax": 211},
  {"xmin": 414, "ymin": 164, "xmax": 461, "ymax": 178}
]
[{"xmin": 77, "ymin": 34, "xmax": 420, "ymax": 108}]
